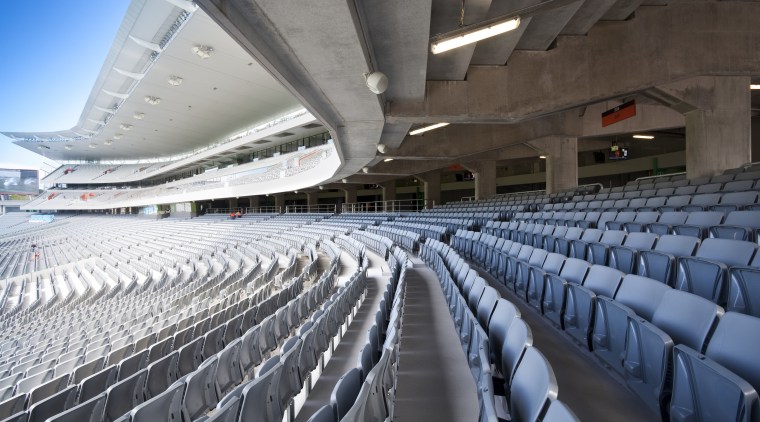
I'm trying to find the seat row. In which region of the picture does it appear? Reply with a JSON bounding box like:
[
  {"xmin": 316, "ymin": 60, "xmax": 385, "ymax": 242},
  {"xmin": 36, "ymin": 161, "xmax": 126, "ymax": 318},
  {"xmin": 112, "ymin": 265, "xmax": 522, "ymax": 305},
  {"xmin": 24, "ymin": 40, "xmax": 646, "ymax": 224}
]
[
  {"xmin": 455, "ymin": 230, "xmax": 760, "ymax": 420},
  {"xmin": 421, "ymin": 239, "xmax": 578, "ymax": 422}
]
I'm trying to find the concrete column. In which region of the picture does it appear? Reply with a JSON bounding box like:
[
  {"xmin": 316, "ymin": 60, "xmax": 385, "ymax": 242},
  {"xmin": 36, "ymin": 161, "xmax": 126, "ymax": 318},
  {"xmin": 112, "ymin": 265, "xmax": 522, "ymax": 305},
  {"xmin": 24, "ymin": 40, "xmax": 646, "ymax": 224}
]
[
  {"xmin": 528, "ymin": 136, "xmax": 578, "ymax": 194},
  {"xmin": 249, "ymin": 196, "xmax": 260, "ymax": 210},
  {"xmin": 416, "ymin": 171, "xmax": 441, "ymax": 207},
  {"xmin": 307, "ymin": 192, "xmax": 319, "ymax": 207},
  {"xmin": 274, "ymin": 194, "xmax": 285, "ymax": 212},
  {"xmin": 380, "ymin": 180, "xmax": 397, "ymax": 202},
  {"xmin": 343, "ymin": 186, "xmax": 357, "ymax": 204},
  {"xmin": 683, "ymin": 77, "xmax": 751, "ymax": 178},
  {"xmin": 464, "ymin": 160, "xmax": 497, "ymax": 200},
  {"xmin": 228, "ymin": 198, "xmax": 238, "ymax": 210}
]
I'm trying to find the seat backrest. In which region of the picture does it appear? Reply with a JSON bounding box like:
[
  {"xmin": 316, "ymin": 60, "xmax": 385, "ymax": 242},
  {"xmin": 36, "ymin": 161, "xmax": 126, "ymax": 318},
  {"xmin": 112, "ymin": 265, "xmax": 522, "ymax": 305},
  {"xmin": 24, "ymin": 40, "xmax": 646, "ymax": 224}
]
[
  {"xmin": 582, "ymin": 265, "xmax": 624, "ymax": 298},
  {"xmin": 580, "ymin": 229, "xmax": 603, "ymax": 242},
  {"xmin": 541, "ymin": 253, "xmax": 566, "ymax": 275},
  {"xmin": 103, "ymin": 369, "xmax": 147, "ymax": 422},
  {"xmin": 614, "ymin": 212, "xmax": 636, "ymax": 223},
  {"xmin": 651, "ymin": 290, "xmax": 724, "ymax": 351},
  {"xmin": 735, "ymin": 171, "xmax": 760, "ymax": 182},
  {"xmin": 633, "ymin": 211, "xmax": 660, "ymax": 224},
  {"xmin": 720, "ymin": 191, "xmax": 758, "ymax": 205},
  {"xmin": 614, "ymin": 274, "xmax": 672, "ymax": 321},
  {"xmin": 711, "ymin": 174, "xmax": 735, "ymax": 184},
  {"xmin": 696, "ymin": 183, "xmax": 722, "ymax": 194},
  {"xmin": 129, "ymin": 379, "xmax": 187, "ymax": 422},
  {"xmin": 559, "ymin": 258, "xmax": 591, "ymax": 286},
  {"xmin": 598, "ymin": 230, "xmax": 627, "ymax": 246},
  {"xmin": 476, "ymin": 287, "xmax": 500, "ymax": 328},
  {"xmin": 695, "ymin": 238, "xmax": 758, "ymax": 267},
  {"xmin": 704, "ymin": 312, "xmax": 760, "ymax": 391},
  {"xmin": 542, "ymin": 400, "xmax": 580, "ymax": 422},
  {"xmin": 510, "ymin": 347, "xmax": 557, "ymax": 422},
  {"xmin": 516, "ymin": 245, "xmax": 535, "ymax": 262},
  {"xmin": 331, "ymin": 368, "xmax": 362, "ymax": 420},
  {"xmin": 689, "ymin": 193, "xmax": 722, "ymax": 206},
  {"xmin": 723, "ymin": 210, "xmax": 760, "ymax": 228},
  {"xmin": 487, "ymin": 300, "xmax": 520, "ymax": 367},
  {"xmin": 657, "ymin": 212, "xmax": 689, "ymax": 225},
  {"xmin": 45, "ymin": 392, "xmax": 106, "ymax": 422},
  {"xmin": 653, "ymin": 235, "xmax": 700, "ymax": 257},
  {"xmin": 621, "ymin": 232, "xmax": 658, "ymax": 250},
  {"xmin": 683, "ymin": 211, "xmax": 724, "ymax": 226},
  {"xmin": 564, "ymin": 228, "xmax": 584, "ymax": 241}
]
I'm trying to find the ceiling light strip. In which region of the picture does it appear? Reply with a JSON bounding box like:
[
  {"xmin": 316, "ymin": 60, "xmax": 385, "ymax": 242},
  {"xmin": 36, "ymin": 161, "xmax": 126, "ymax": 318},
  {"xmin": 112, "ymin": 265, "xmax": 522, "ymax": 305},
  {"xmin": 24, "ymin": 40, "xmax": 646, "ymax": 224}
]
[{"xmin": 410, "ymin": 123, "xmax": 450, "ymax": 136}]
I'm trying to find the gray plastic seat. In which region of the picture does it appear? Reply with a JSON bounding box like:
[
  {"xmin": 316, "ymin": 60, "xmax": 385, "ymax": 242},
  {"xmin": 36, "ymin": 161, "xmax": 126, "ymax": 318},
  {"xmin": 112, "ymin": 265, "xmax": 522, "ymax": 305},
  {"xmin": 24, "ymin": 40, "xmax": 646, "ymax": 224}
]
[
  {"xmin": 183, "ymin": 355, "xmax": 219, "ymax": 420},
  {"xmin": 475, "ymin": 286, "xmax": 500, "ymax": 329},
  {"xmin": 16, "ymin": 369, "xmax": 54, "ymax": 395},
  {"xmin": 711, "ymin": 191, "xmax": 759, "ymax": 213},
  {"xmin": 637, "ymin": 235, "xmax": 700, "ymax": 284},
  {"xmin": 486, "ymin": 299, "xmax": 520, "ymax": 372},
  {"xmin": 177, "ymin": 336, "xmax": 204, "ymax": 377},
  {"xmin": 673, "ymin": 211, "xmax": 724, "ymax": 239},
  {"xmin": 239, "ymin": 326, "xmax": 261, "ymax": 377},
  {"xmin": 709, "ymin": 210, "xmax": 760, "ymax": 242},
  {"xmin": 203, "ymin": 396, "xmax": 240, "ymax": 422},
  {"xmin": 26, "ymin": 385, "xmax": 77, "ymax": 422},
  {"xmin": 553, "ymin": 227, "xmax": 583, "ymax": 257},
  {"xmin": 331, "ymin": 367, "xmax": 362, "ymax": 420},
  {"xmin": 509, "ymin": 347, "xmax": 557, "ymax": 422},
  {"xmin": 239, "ymin": 358, "xmax": 282, "ymax": 422},
  {"xmin": 587, "ymin": 230, "xmax": 627, "ymax": 265},
  {"xmin": 499, "ymin": 318, "xmax": 532, "ymax": 386},
  {"xmin": 103, "ymin": 369, "xmax": 147, "ymax": 422},
  {"xmin": 681, "ymin": 193, "xmax": 723, "ymax": 213},
  {"xmin": 605, "ymin": 212, "xmax": 636, "ymax": 230},
  {"xmin": 145, "ymin": 351, "xmax": 178, "ymax": 399},
  {"xmin": 670, "ymin": 312, "xmax": 760, "ymax": 422},
  {"xmin": 542, "ymin": 258, "xmax": 591, "ymax": 327},
  {"xmin": 73, "ymin": 357, "xmax": 105, "ymax": 385},
  {"xmin": 543, "ymin": 400, "xmax": 580, "ymax": 422},
  {"xmin": 647, "ymin": 211, "xmax": 688, "ymax": 235},
  {"xmin": 526, "ymin": 253, "xmax": 566, "ymax": 311},
  {"xmin": 117, "ymin": 350, "xmax": 148, "ymax": 382},
  {"xmin": 0, "ymin": 394, "xmax": 27, "ymax": 421},
  {"xmin": 609, "ymin": 232, "xmax": 659, "ymax": 274},
  {"xmin": 126, "ymin": 380, "xmax": 188, "ymax": 422},
  {"xmin": 45, "ymin": 392, "xmax": 106, "ymax": 422},
  {"xmin": 592, "ymin": 275, "xmax": 671, "ymax": 375},
  {"xmin": 202, "ymin": 324, "xmax": 226, "ymax": 360},
  {"xmin": 216, "ymin": 339, "xmax": 243, "ymax": 396},
  {"xmin": 79, "ymin": 365, "xmax": 118, "ymax": 403},
  {"xmin": 675, "ymin": 238, "xmax": 758, "ymax": 305},
  {"xmin": 569, "ymin": 229, "xmax": 604, "ymax": 260},
  {"xmin": 623, "ymin": 289, "xmax": 724, "ymax": 413},
  {"xmin": 28, "ymin": 373, "xmax": 69, "ymax": 406},
  {"xmin": 564, "ymin": 265, "xmax": 625, "ymax": 349},
  {"xmin": 307, "ymin": 404, "xmax": 334, "ymax": 422},
  {"xmin": 728, "ymin": 253, "xmax": 760, "ymax": 317}
]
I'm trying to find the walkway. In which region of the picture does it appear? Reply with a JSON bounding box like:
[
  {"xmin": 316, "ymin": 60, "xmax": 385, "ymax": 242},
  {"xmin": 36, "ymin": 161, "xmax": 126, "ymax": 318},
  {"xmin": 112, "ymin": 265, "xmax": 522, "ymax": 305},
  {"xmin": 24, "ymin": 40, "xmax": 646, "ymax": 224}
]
[{"xmin": 393, "ymin": 257, "xmax": 479, "ymax": 421}]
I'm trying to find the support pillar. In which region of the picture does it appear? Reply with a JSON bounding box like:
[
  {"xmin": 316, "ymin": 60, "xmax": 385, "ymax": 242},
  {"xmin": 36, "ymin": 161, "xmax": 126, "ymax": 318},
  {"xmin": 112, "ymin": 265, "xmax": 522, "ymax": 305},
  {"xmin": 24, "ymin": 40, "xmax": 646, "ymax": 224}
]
[
  {"xmin": 274, "ymin": 194, "xmax": 285, "ymax": 212},
  {"xmin": 248, "ymin": 196, "xmax": 260, "ymax": 210},
  {"xmin": 343, "ymin": 186, "xmax": 357, "ymax": 204},
  {"xmin": 463, "ymin": 160, "xmax": 497, "ymax": 200},
  {"xmin": 528, "ymin": 136, "xmax": 578, "ymax": 194},
  {"xmin": 416, "ymin": 171, "xmax": 441, "ymax": 207},
  {"xmin": 307, "ymin": 192, "xmax": 318, "ymax": 207},
  {"xmin": 227, "ymin": 198, "xmax": 238, "ymax": 210}
]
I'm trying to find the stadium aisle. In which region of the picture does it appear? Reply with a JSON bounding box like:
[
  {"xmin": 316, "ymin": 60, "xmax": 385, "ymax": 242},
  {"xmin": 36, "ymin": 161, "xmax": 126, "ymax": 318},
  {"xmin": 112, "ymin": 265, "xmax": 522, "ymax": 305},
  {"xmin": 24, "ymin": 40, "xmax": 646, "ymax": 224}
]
[
  {"xmin": 393, "ymin": 257, "xmax": 479, "ymax": 421},
  {"xmin": 294, "ymin": 250, "xmax": 390, "ymax": 421}
]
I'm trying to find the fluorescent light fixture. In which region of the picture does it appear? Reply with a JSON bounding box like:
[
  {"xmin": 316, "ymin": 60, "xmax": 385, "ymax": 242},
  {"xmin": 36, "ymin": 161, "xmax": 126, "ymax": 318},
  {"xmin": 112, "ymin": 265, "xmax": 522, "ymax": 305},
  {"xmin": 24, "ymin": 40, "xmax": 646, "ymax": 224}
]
[
  {"xmin": 410, "ymin": 122, "xmax": 450, "ymax": 136},
  {"xmin": 120, "ymin": 123, "xmax": 133, "ymax": 131},
  {"xmin": 64, "ymin": 145, "xmax": 72, "ymax": 150},
  {"xmin": 133, "ymin": 112, "xmax": 145, "ymax": 120},
  {"xmin": 192, "ymin": 45, "xmax": 213, "ymax": 59},
  {"xmin": 384, "ymin": 158, "xmax": 394, "ymax": 162},
  {"xmin": 113, "ymin": 134, "xmax": 123, "ymax": 139},
  {"xmin": 168, "ymin": 75, "xmax": 183, "ymax": 86},
  {"xmin": 144, "ymin": 96, "xmax": 161, "ymax": 105},
  {"xmin": 751, "ymin": 84, "xmax": 760, "ymax": 90},
  {"xmin": 633, "ymin": 134, "xmax": 654, "ymax": 140},
  {"xmin": 431, "ymin": 16, "xmax": 520, "ymax": 54},
  {"xmin": 539, "ymin": 155, "xmax": 547, "ymax": 159}
]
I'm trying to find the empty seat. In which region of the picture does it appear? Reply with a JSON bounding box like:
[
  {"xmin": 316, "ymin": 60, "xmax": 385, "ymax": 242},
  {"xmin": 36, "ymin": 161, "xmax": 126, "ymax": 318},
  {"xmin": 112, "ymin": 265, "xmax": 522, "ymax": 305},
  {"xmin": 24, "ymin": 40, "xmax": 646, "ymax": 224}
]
[
  {"xmin": 238, "ymin": 358, "xmax": 282, "ymax": 422},
  {"xmin": 79, "ymin": 365, "xmax": 118, "ymax": 403},
  {"xmin": 727, "ymin": 253, "xmax": 760, "ymax": 317},
  {"xmin": 526, "ymin": 253, "xmax": 566, "ymax": 311},
  {"xmin": 183, "ymin": 355, "xmax": 219, "ymax": 420},
  {"xmin": 124, "ymin": 379, "xmax": 188, "ymax": 422},
  {"xmin": 514, "ymin": 250, "xmax": 548, "ymax": 297},
  {"xmin": 26, "ymin": 385, "xmax": 77, "ymax": 422},
  {"xmin": 605, "ymin": 212, "xmax": 636, "ymax": 230},
  {"xmin": 563, "ymin": 265, "xmax": 625, "ymax": 349},
  {"xmin": 609, "ymin": 232, "xmax": 659, "ymax": 274},
  {"xmin": 711, "ymin": 191, "xmax": 759, "ymax": 213},
  {"xmin": 709, "ymin": 210, "xmax": 760, "ymax": 243},
  {"xmin": 592, "ymin": 274, "xmax": 671, "ymax": 374},
  {"xmin": 586, "ymin": 230, "xmax": 627, "ymax": 265},
  {"xmin": 331, "ymin": 368, "xmax": 362, "ymax": 420},
  {"xmin": 647, "ymin": 211, "xmax": 689, "ymax": 235},
  {"xmin": 103, "ymin": 369, "xmax": 147, "ymax": 422},
  {"xmin": 543, "ymin": 258, "xmax": 591, "ymax": 327},
  {"xmin": 543, "ymin": 400, "xmax": 580, "ymax": 422},
  {"xmin": 145, "ymin": 351, "xmax": 179, "ymax": 399},
  {"xmin": 509, "ymin": 347, "xmax": 558, "ymax": 422},
  {"xmin": 46, "ymin": 393, "xmax": 106, "ymax": 422},
  {"xmin": 681, "ymin": 193, "xmax": 723, "ymax": 212},
  {"xmin": 722, "ymin": 179, "xmax": 754, "ymax": 192},
  {"xmin": 675, "ymin": 238, "xmax": 758, "ymax": 305},
  {"xmin": 28, "ymin": 373, "xmax": 69, "ymax": 406},
  {"xmin": 570, "ymin": 229, "xmax": 604, "ymax": 260},
  {"xmin": 670, "ymin": 312, "xmax": 760, "ymax": 422},
  {"xmin": 623, "ymin": 290, "xmax": 724, "ymax": 413},
  {"xmin": 673, "ymin": 211, "xmax": 724, "ymax": 239},
  {"xmin": 637, "ymin": 235, "xmax": 700, "ymax": 285},
  {"xmin": 16, "ymin": 369, "xmax": 54, "ymax": 395}
]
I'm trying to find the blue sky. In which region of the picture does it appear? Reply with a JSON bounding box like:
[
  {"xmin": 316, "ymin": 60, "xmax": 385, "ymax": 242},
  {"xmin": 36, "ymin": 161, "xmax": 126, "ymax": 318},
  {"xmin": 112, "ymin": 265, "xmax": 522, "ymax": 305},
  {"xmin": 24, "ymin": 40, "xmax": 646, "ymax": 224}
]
[{"xmin": 0, "ymin": 0, "xmax": 130, "ymax": 175}]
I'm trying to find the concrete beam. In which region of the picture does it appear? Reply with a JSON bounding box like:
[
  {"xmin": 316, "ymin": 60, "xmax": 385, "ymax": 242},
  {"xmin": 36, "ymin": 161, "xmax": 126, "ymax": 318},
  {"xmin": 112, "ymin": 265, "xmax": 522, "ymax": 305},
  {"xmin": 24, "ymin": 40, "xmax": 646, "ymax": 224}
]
[{"xmin": 387, "ymin": 2, "xmax": 760, "ymax": 124}]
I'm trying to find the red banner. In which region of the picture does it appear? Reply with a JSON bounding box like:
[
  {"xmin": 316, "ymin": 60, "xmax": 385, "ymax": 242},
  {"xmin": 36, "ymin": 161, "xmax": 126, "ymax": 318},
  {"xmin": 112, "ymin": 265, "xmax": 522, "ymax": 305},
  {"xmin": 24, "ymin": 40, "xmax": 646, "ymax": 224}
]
[{"xmin": 602, "ymin": 100, "xmax": 636, "ymax": 127}]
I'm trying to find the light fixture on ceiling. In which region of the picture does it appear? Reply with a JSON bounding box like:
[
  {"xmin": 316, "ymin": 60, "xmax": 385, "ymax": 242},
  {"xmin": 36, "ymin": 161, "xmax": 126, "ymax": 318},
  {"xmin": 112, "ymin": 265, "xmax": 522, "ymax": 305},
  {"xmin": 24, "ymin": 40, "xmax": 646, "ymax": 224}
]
[
  {"xmin": 168, "ymin": 75, "xmax": 183, "ymax": 86},
  {"xmin": 342, "ymin": 179, "xmax": 347, "ymax": 183},
  {"xmin": 362, "ymin": 167, "xmax": 369, "ymax": 173},
  {"xmin": 431, "ymin": 16, "xmax": 521, "ymax": 54},
  {"xmin": 144, "ymin": 96, "xmax": 161, "ymax": 105},
  {"xmin": 632, "ymin": 134, "xmax": 654, "ymax": 140},
  {"xmin": 120, "ymin": 123, "xmax": 133, "ymax": 131},
  {"xmin": 377, "ymin": 143, "xmax": 387, "ymax": 153},
  {"xmin": 319, "ymin": 186, "xmax": 324, "ymax": 190},
  {"xmin": 384, "ymin": 158, "xmax": 394, "ymax": 162},
  {"xmin": 88, "ymin": 143, "xmax": 97, "ymax": 149},
  {"xmin": 192, "ymin": 45, "xmax": 213, "ymax": 59},
  {"xmin": 539, "ymin": 155, "xmax": 547, "ymax": 159},
  {"xmin": 133, "ymin": 112, "xmax": 145, "ymax": 120},
  {"xmin": 104, "ymin": 140, "xmax": 113, "ymax": 145},
  {"xmin": 64, "ymin": 145, "xmax": 72, "ymax": 150},
  {"xmin": 751, "ymin": 84, "xmax": 760, "ymax": 90},
  {"xmin": 410, "ymin": 122, "xmax": 450, "ymax": 136},
  {"xmin": 364, "ymin": 72, "xmax": 388, "ymax": 94},
  {"xmin": 113, "ymin": 133, "xmax": 123, "ymax": 139}
]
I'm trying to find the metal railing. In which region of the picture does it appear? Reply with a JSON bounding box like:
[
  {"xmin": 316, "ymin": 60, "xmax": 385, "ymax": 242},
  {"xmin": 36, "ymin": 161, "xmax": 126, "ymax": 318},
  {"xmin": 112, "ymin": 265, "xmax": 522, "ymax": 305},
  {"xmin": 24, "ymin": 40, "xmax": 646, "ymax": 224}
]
[
  {"xmin": 341, "ymin": 199, "xmax": 433, "ymax": 213},
  {"xmin": 285, "ymin": 204, "xmax": 337, "ymax": 214},
  {"xmin": 635, "ymin": 172, "xmax": 686, "ymax": 182}
]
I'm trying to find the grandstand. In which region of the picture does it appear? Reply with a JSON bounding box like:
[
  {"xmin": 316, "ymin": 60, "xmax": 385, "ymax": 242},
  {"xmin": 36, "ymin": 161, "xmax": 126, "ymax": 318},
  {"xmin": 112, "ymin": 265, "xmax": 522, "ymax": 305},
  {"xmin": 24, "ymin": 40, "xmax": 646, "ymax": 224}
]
[{"xmin": 2, "ymin": 0, "xmax": 760, "ymax": 421}]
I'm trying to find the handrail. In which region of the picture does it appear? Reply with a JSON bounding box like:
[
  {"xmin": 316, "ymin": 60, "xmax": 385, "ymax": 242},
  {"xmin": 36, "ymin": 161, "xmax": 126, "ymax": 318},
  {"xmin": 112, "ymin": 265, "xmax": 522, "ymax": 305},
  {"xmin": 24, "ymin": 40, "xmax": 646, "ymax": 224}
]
[
  {"xmin": 635, "ymin": 171, "xmax": 686, "ymax": 182},
  {"xmin": 285, "ymin": 204, "xmax": 336, "ymax": 214},
  {"xmin": 341, "ymin": 199, "xmax": 433, "ymax": 213}
]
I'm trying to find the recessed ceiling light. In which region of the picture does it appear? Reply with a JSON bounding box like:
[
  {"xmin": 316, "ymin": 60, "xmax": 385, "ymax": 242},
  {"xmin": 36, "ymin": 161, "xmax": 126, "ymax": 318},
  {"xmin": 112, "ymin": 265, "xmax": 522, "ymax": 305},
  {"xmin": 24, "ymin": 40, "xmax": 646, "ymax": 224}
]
[
  {"xmin": 192, "ymin": 45, "xmax": 213, "ymax": 59},
  {"xmin": 133, "ymin": 112, "xmax": 145, "ymax": 120},
  {"xmin": 751, "ymin": 84, "xmax": 760, "ymax": 90},
  {"xmin": 144, "ymin": 96, "xmax": 161, "ymax": 105},
  {"xmin": 632, "ymin": 134, "xmax": 654, "ymax": 139},
  {"xmin": 168, "ymin": 75, "xmax": 183, "ymax": 86},
  {"xmin": 88, "ymin": 143, "xmax": 97, "ymax": 149},
  {"xmin": 384, "ymin": 158, "xmax": 394, "ymax": 162},
  {"xmin": 64, "ymin": 145, "xmax": 72, "ymax": 150},
  {"xmin": 120, "ymin": 123, "xmax": 133, "ymax": 131},
  {"xmin": 539, "ymin": 155, "xmax": 547, "ymax": 159},
  {"xmin": 410, "ymin": 123, "xmax": 450, "ymax": 136},
  {"xmin": 104, "ymin": 140, "xmax": 113, "ymax": 145},
  {"xmin": 113, "ymin": 134, "xmax": 123, "ymax": 139}
]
